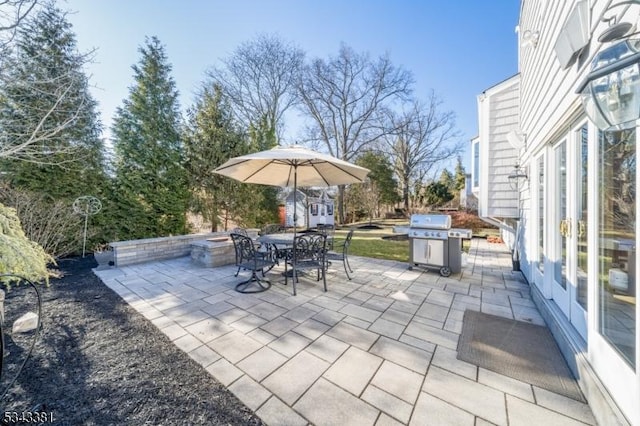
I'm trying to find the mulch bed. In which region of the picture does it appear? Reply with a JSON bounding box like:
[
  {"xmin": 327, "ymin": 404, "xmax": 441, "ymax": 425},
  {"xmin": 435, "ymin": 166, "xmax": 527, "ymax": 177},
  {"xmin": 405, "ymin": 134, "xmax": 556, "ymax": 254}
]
[{"xmin": 1, "ymin": 256, "xmax": 264, "ymax": 425}]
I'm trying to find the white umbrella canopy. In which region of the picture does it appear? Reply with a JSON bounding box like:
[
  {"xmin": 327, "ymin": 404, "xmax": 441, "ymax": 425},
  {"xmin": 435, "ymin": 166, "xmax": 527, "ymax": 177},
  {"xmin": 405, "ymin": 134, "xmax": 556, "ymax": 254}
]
[
  {"xmin": 213, "ymin": 145, "xmax": 369, "ymax": 229},
  {"xmin": 213, "ymin": 145, "xmax": 370, "ymax": 188}
]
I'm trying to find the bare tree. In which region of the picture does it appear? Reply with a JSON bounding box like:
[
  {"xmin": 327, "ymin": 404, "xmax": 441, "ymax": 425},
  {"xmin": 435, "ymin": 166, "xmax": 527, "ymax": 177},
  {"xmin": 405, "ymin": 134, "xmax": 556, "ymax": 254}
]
[
  {"xmin": 0, "ymin": 1, "xmax": 95, "ymax": 164},
  {"xmin": 0, "ymin": 0, "xmax": 37, "ymax": 45},
  {"xmin": 298, "ymin": 43, "xmax": 413, "ymax": 222},
  {"xmin": 207, "ymin": 33, "xmax": 304, "ymax": 140},
  {"xmin": 380, "ymin": 94, "xmax": 463, "ymax": 211}
]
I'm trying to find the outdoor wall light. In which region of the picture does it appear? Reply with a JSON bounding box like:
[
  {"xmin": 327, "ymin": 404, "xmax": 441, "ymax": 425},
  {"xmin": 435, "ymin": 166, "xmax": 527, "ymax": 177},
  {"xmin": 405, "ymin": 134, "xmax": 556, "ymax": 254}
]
[
  {"xmin": 521, "ymin": 30, "xmax": 540, "ymax": 48},
  {"xmin": 508, "ymin": 163, "xmax": 528, "ymax": 191},
  {"xmin": 597, "ymin": 0, "xmax": 640, "ymax": 42},
  {"xmin": 577, "ymin": 39, "xmax": 640, "ymax": 131}
]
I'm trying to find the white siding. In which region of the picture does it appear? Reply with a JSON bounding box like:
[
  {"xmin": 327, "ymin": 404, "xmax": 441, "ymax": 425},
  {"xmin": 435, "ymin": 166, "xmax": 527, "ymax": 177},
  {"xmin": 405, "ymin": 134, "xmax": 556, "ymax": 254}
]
[
  {"xmin": 477, "ymin": 75, "xmax": 520, "ymax": 219},
  {"xmin": 520, "ymin": 0, "xmax": 640, "ymax": 160},
  {"xmin": 516, "ymin": 2, "xmax": 640, "ymax": 424}
]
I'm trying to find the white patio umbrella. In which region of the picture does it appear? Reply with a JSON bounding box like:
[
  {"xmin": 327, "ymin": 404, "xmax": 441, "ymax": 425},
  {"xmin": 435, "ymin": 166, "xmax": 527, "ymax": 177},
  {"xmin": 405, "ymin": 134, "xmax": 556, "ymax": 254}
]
[{"xmin": 213, "ymin": 145, "xmax": 369, "ymax": 232}]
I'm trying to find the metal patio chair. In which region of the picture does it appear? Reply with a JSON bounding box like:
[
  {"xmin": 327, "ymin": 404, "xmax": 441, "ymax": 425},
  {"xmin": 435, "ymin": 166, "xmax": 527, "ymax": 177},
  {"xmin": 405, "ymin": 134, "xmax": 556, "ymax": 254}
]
[
  {"xmin": 285, "ymin": 233, "xmax": 327, "ymax": 296},
  {"xmin": 230, "ymin": 233, "xmax": 277, "ymax": 293},
  {"xmin": 325, "ymin": 228, "xmax": 354, "ymax": 280}
]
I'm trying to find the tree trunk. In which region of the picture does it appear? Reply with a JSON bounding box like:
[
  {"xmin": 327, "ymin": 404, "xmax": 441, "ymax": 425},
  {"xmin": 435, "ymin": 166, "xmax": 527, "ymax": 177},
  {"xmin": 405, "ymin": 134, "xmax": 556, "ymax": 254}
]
[
  {"xmin": 402, "ymin": 179, "xmax": 410, "ymax": 212},
  {"xmin": 337, "ymin": 185, "xmax": 345, "ymax": 224}
]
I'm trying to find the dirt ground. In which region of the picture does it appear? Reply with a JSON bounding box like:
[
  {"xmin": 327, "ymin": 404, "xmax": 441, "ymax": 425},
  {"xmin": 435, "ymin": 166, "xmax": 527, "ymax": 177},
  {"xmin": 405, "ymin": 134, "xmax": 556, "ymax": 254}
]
[{"xmin": 0, "ymin": 256, "xmax": 263, "ymax": 425}]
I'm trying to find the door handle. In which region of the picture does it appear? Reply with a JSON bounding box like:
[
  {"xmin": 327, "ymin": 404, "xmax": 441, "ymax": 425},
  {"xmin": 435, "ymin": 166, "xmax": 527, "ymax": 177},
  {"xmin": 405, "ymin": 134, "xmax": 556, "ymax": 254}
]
[
  {"xmin": 559, "ymin": 219, "xmax": 572, "ymax": 238},
  {"xmin": 578, "ymin": 220, "xmax": 586, "ymax": 238},
  {"xmin": 559, "ymin": 219, "xmax": 567, "ymax": 237}
]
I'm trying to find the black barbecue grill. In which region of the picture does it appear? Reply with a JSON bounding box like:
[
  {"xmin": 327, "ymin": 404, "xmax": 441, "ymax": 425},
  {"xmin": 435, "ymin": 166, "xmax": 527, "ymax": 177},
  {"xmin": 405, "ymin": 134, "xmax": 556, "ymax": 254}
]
[{"xmin": 407, "ymin": 214, "xmax": 472, "ymax": 276}]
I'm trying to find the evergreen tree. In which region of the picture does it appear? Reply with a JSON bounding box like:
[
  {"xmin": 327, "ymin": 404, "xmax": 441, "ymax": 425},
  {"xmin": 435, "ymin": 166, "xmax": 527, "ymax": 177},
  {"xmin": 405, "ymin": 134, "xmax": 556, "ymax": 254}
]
[
  {"xmin": 424, "ymin": 181, "xmax": 454, "ymax": 208},
  {"xmin": 112, "ymin": 36, "xmax": 188, "ymax": 240},
  {"xmin": 356, "ymin": 151, "xmax": 401, "ymax": 206},
  {"xmin": 241, "ymin": 116, "xmax": 279, "ymax": 226},
  {"xmin": 184, "ymin": 84, "xmax": 248, "ymax": 231},
  {"xmin": 0, "ymin": 2, "xmax": 107, "ymax": 199},
  {"xmin": 439, "ymin": 169, "xmax": 455, "ymax": 191},
  {"xmin": 454, "ymin": 156, "xmax": 466, "ymax": 190}
]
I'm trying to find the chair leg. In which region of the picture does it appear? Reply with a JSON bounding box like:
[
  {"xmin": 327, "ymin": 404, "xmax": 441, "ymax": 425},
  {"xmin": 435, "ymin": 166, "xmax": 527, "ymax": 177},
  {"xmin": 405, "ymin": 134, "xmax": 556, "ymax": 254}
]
[
  {"xmin": 322, "ymin": 266, "xmax": 327, "ymax": 292},
  {"xmin": 235, "ymin": 266, "xmax": 241, "ymax": 277},
  {"xmin": 235, "ymin": 270, "xmax": 271, "ymax": 293},
  {"xmin": 292, "ymin": 267, "xmax": 297, "ymax": 296},
  {"xmin": 343, "ymin": 257, "xmax": 352, "ymax": 280},
  {"xmin": 345, "ymin": 254, "xmax": 353, "ymax": 272}
]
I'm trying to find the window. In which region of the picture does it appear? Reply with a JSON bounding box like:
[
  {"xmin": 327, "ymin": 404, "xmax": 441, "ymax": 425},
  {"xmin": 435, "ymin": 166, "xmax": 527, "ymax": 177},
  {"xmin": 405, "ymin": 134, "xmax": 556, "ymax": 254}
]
[
  {"xmin": 538, "ymin": 155, "xmax": 545, "ymax": 272},
  {"xmin": 327, "ymin": 204, "xmax": 333, "ymax": 215},
  {"xmin": 473, "ymin": 141, "xmax": 480, "ymax": 187},
  {"xmin": 310, "ymin": 204, "xmax": 318, "ymax": 216},
  {"xmin": 577, "ymin": 125, "xmax": 588, "ymax": 310},
  {"xmin": 598, "ymin": 128, "xmax": 636, "ymax": 369}
]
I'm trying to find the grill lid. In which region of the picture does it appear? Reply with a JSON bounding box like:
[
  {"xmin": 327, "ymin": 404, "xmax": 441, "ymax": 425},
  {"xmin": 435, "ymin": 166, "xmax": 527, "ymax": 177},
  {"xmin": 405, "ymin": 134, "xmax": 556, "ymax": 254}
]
[{"xmin": 410, "ymin": 214, "xmax": 451, "ymax": 230}]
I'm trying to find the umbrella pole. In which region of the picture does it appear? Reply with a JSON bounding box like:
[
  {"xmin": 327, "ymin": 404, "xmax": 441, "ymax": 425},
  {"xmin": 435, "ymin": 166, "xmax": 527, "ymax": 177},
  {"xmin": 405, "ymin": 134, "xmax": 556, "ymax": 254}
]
[{"xmin": 293, "ymin": 165, "xmax": 297, "ymax": 237}]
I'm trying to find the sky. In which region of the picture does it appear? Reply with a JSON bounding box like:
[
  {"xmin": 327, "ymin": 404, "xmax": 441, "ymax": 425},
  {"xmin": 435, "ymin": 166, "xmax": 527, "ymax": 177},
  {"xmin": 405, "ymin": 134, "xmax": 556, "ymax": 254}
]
[{"xmin": 62, "ymin": 0, "xmax": 520, "ymax": 171}]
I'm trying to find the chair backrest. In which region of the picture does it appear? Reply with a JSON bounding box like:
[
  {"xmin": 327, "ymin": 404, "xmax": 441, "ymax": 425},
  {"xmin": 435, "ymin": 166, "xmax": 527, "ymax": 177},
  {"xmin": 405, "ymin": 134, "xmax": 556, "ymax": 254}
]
[
  {"xmin": 230, "ymin": 227, "xmax": 248, "ymax": 237},
  {"xmin": 343, "ymin": 229, "xmax": 354, "ymax": 252},
  {"xmin": 317, "ymin": 224, "xmax": 335, "ymax": 249},
  {"xmin": 293, "ymin": 233, "xmax": 326, "ymax": 262},
  {"xmin": 230, "ymin": 233, "xmax": 256, "ymax": 264},
  {"xmin": 261, "ymin": 223, "xmax": 285, "ymax": 235}
]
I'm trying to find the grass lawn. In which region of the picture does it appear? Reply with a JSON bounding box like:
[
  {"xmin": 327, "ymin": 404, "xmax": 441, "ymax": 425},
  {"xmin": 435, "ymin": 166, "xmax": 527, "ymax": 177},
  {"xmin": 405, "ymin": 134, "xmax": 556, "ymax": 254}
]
[
  {"xmin": 333, "ymin": 221, "xmax": 475, "ymax": 262},
  {"xmin": 333, "ymin": 226, "xmax": 409, "ymax": 262}
]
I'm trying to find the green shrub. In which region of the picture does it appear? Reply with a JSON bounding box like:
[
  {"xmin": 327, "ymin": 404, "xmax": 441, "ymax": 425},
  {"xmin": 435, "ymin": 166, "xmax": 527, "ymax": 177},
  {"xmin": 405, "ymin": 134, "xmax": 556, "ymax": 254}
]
[{"xmin": 0, "ymin": 203, "xmax": 55, "ymax": 286}]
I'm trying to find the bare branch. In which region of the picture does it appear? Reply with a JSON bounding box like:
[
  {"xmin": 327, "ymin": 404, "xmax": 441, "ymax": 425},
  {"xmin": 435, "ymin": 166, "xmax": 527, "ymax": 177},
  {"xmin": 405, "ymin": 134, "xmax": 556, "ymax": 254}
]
[
  {"xmin": 207, "ymin": 33, "xmax": 304, "ymax": 141},
  {"xmin": 0, "ymin": 0, "xmax": 37, "ymax": 45},
  {"xmin": 378, "ymin": 93, "xmax": 463, "ymax": 211},
  {"xmin": 298, "ymin": 44, "xmax": 413, "ymax": 222}
]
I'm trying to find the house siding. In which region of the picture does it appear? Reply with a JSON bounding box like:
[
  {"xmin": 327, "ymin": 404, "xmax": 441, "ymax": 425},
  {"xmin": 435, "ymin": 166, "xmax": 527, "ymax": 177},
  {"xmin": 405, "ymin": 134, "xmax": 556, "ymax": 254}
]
[
  {"xmin": 477, "ymin": 75, "xmax": 520, "ymax": 220},
  {"xmin": 512, "ymin": 1, "xmax": 640, "ymax": 425}
]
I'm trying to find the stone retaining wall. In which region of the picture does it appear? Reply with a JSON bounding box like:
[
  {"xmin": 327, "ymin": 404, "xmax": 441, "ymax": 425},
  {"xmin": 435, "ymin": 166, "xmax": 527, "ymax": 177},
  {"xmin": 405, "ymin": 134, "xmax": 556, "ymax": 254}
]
[
  {"xmin": 190, "ymin": 238, "xmax": 236, "ymax": 268},
  {"xmin": 109, "ymin": 232, "xmax": 225, "ymax": 267}
]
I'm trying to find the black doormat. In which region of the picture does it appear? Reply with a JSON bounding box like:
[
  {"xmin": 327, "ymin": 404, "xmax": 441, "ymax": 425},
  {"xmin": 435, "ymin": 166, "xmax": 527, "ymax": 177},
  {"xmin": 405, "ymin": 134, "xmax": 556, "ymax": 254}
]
[{"xmin": 457, "ymin": 310, "xmax": 586, "ymax": 402}]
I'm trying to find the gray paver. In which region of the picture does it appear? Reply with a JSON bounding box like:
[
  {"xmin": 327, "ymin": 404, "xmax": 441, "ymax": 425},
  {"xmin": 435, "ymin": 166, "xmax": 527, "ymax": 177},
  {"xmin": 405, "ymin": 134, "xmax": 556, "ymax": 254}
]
[
  {"xmin": 431, "ymin": 345, "xmax": 477, "ymax": 380},
  {"xmin": 173, "ymin": 334, "xmax": 203, "ymax": 353},
  {"xmin": 229, "ymin": 313, "xmax": 267, "ymax": 333},
  {"xmin": 261, "ymin": 316, "xmax": 299, "ymax": 336},
  {"xmin": 294, "ymin": 378, "xmax": 380, "ymax": 426},
  {"xmin": 410, "ymin": 391, "xmax": 474, "ymax": 426},
  {"xmin": 326, "ymin": 321, "xmax": 380, "ymax": 350},
  {"xmin": 262, "ymin": 351, "xmax": 329, "ymax": 405},
  {"xmin": 185, "ymin": 317, "xmax": 233, "ymax": 343},
  {"xmin": 370, "ymin": 336, "xmax": 431, "ymax": 374},
  {"xmin": 292, "ymin": 318, "xmax": 331, "ymax": 340},
  {"xmin": 404, "ymin": 320, "xmax": 459, "ymax": 350},
  {"xmin": 205, "ymin": 358, "xmax": 243, "ymax": 386},
  {"xmin": 478, "ymin": 368, "xmax": 534, "ymax": 402},
  {"xmin": 362, "ymin": 385, "xmax": 413, "ymax": 424},
  {"xmin": 376, "ymin": 413, "xmax": 405, "ymax": 426},
  {"xmin": 423, "ymin": 366, "xmax": 507, "ymax": 425},
  {"xmin": 268, "ymin": 331, "xmax": 312, "ymax": 358},
  {"xmin": 187, "ymin": 344, "xmax": 220, "ymax": 368},
  {"xmin": 306, "ymin": 334, "xmax": 350, "ymax": 363},
  {"xmin": 236, "ymin": 346, "xmax": 288, "ymax": 381},
  {"xmin": 340, "ymin": 303, "xmax": 382, "ymax": 322},
  {"xmin": 207, "ymin": 330, "xmax": 262, "ymax": 363},
  {"xmin": 94, "ymin": 238, "xmax": 597, "ymax": 426},
  {"xmin": 227, "ymin": 374, "xmax": 272, "ymax": 411},
  {"xmin": 323, "ymin": 346, "xmax": 383, "ymax": 396},
  {"xmin": 160, "ymin": 323, "xmax": 187, "ymax": 341},
  {"xmin": 533, "ymin": 387, "xmax": 596, "ymax": 425},
  {"xmin": 371, "ymin": 360, "xmax": 423, "ymax": 404},
  {"xmin": 368, "ymin": 317, "xmax": 406, "ymax": 339},
  {"xmin": 256, "ymin": 396, "xmax": 308, "ymax": 426},
  {"xmin": 507, "ymin": 394, "xmax": 589, "ymax": 426},
  {"xmin": 415, "ymin": 301, "xmax": 450, "ymax": 322}
]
